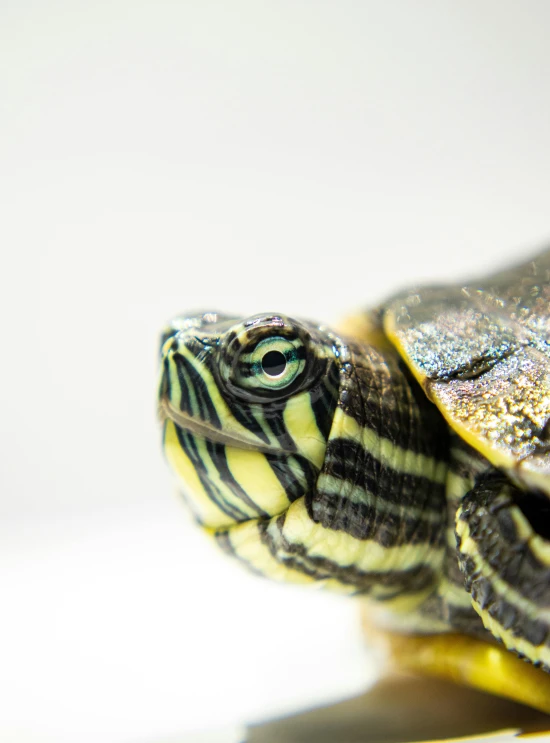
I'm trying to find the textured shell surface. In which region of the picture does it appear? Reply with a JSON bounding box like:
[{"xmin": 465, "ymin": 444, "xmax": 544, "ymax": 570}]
[{"xmin": 383, "ymin": 248, "xmax": 550, "ymax": 495}]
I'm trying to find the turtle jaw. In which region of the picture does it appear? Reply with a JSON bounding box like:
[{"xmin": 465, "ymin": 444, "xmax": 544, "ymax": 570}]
[{"xmin": 158, "ymin": 396, "xmax": 277, "ymax": 454}]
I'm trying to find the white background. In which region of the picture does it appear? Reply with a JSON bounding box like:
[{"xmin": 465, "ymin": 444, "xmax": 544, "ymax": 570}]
[{"xmin": 1, "ymin": 2, "xmax": 550, "ymax": 741}]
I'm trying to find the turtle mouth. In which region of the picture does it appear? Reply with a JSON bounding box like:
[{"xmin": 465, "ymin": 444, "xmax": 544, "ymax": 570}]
[{"xmin": 158, "ymin": 397, "xmax": 275, "ymax": 453}]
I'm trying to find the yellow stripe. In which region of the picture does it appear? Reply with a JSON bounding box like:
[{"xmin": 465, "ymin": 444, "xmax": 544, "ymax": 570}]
[
  {"xmin": 445, "ymin": 471, "xmax": 473, "ymax": 503},
  {"xmin": 457, "ymin": 517, "xmax": 550, "ymax": 667},
  {"xmin": 281, "ymin": 499, "xmax": 443, "ymax": 576},
  {"xmin": 508, "ymin": 504, "xmax": 550, "ymax": 567},
  {"xmin": 165, "ymin": 421, "xmax": 276, "ymax": 527},
  {"xmin": 209, "ymin": 497, "xmax": 440, "ymax": 606},
  {"xmin": 480, "ymin": 610, "xmax": 550, "ymax": 669},
  {"xmin": 219, "ymin": 519, "xmax": 360, "ymax": 594},
  {"xmin": 177, "ymin": 347, "xmax": 266, "ymax": 447},
  {"xmin": 530, "ymin": 534, "xmax": 550, "ymax": 567},
  {"xmin": 221, "ymin": 520, "xmax": 316, "ymax": 586},
  {"xmin": 283, "ymin": 392, "xmax": 326, "ymax": 468},
  {"xmin": 164, "ymin": 420, "xmax": 231, "ymax": 527},
  {"xmin": 437, "ymin": 577, "xmax": 473, "ymax": 608},
  {"xmin": 367, "ymin": 603, "xmax": 451, "ymax": 633},
  {"xmin": 457, "ymin": 518, "xmax": 550, "ymax": 623},
  {"xmin": 445, "ymin": 526, "xmax": 457, "ymax": 549},
  {"xmin": 225, "ymin": 447, "xmax": 291, "ymax": 517},
  {"xmin": 174, "ymin": 361, "xmax": 200, "ymax": 416},
  {"xmin": 333, "ymin": 408, "xmax": 447, "ymax": 484},
  {"xmin": 319, "ymin": 474, "xmax": 443, "ymax": 523}
]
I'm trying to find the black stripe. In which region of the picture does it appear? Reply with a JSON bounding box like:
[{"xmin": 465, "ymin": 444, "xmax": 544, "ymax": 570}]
[
  {"xmin": 310, "ymin": 492, "xmax": 444, "ymax": 547},
  {"xmin": 174, "ymin": 355, "xmax": 193, "ymax": 417},
  {"xmin": 226, "ymin": 401, "xmax": 271, "ymax": 446},
  {"xmin": 267, "ymin": 453, "xmax": 318, "ymax": 503},
  {"xmin": 174, "ymin": 426, "xmax": 249, "ymax": 522},
  {"xmin": 461, "ymin": 555, "xmax": 550, "ymax": 668},
  {"xmin": 264, "ymin": 402, "xmax": 297, "ymax": 451},
  {"xmin": 342, "ymin": 344, "xmax": 449, "ymax": 460},
  {"xmin": 174, "ymin": 353, "xmax": 221, "ymax": 427},
  {"xmin": 214, "ymin": 529, "xmax": 269, "ymax": 578},
  {"xmin": 324, "ymin": 438, "xmax": 446, "ymax": 513},
  {"xmin": 310, "ymin": 363, "xmax": 339, "ymax": 440},
  {"xmin": 416, "ymin": 591, "xmax": 485, "ymax": 637},
  {"xmin": 204, "ymin": 437, "xmax": 269, "ymax": 518},
  {"xmin": 162, "ymin": 356, "xmax": 172, "ymax": 402},
  {"xmin": 458, "ymin": 478, "xmax": 550, "ymax": 606},
  {"xmin": 259, "ymin": 515, "xmax": 437, "ymax": 596}
]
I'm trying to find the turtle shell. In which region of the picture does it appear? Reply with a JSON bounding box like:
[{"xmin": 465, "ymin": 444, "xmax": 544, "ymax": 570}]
[{"xmin": 382, "ymin": 248, "xmax": 550, "ymax": 497}]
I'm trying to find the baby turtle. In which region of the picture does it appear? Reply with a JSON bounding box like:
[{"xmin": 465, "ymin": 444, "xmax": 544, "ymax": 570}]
[{"xmin": 158, "ymin": 247, "xmax": 550, "ymax": 712}]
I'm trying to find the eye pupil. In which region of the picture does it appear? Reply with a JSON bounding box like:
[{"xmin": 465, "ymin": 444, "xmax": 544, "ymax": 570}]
[{"xmin": 261, "ymin": 350, "xmax": 287, "ymax": 377}]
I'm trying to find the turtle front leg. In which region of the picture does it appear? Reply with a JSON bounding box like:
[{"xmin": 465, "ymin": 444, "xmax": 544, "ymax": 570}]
[{"xmin": 456, "ymin": 472, "xmax": 550, "ymax": 675}]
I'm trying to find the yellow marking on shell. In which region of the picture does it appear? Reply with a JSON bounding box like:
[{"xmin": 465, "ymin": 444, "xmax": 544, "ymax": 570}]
[
  {"xmin": 225, "ymin": 447, "xmax": 291, "ymax": 517},
  {"xmin": 283, "ymin": 392, "xmax": 326, "ymax": 469},
  {"xmin": 384, "ymin": 317, "xmax": 519, "ymax": 473},
  {"xmin": 386, "ymin": 318, "xmax": 550, "ymax": 498},
  {"xmin": 520, "ymin": 462, "xmax": 550, "ymax": 497},
  {"xmin": 282, "ymin": 499, "xmax": 443, "ymax": 579},
  {"xmin": 334, "ymin": 408, "xmax": 448, "ymax": 484},
  {"xmin": 380, "ymin": 630, "xmax": 550, "ymax": 714},
  {"xmin": 431, "ymin": 393, "xmax": 518, "ymax": 472},
  {"xmin": 164, "ymin": 420, "xmax": 231, "ymax": 527}
]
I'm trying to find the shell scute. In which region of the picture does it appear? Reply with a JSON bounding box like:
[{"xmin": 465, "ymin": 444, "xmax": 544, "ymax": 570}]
[{"xmin": 384, "ymin": 248, "xmax": 550, "ymax": 495}]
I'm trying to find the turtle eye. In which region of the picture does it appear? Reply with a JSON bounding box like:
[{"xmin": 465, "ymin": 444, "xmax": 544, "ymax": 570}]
[
  {"xmin": 226, "ymin": 334, "xmax": 307, "ymax": 397},
  {"xmin": 245, "ymin": 336, "xmax": 305, "ymax": 390},
  {"xmin": 219, "ymin": 315, "xmax": 317, "ymax": 401}
]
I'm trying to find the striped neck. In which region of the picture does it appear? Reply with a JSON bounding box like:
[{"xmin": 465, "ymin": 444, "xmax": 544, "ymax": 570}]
[{"xmin": 305, "ymin": 338, "xmax": 450, "ymax": 603}]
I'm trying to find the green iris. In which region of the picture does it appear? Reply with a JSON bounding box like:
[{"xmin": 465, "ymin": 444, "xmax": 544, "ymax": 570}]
[{"xmin": 248, "ymin": 336, "xmax": 305, "ymax": 390}]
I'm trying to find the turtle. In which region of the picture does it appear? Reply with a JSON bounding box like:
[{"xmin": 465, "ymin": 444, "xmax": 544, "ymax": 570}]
[{"xmin": 157, "ymin": 247, "xmax": 550, "ymax": 714}]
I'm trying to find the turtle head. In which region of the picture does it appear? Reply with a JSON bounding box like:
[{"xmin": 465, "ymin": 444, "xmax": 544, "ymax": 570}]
[
  {"xmin": 158, "ymin": 311, "xmax": 446, "ymax": 600},
  {"xmin": 158, "ymin": 311, "xmax": 340, "ymax": 529}
]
